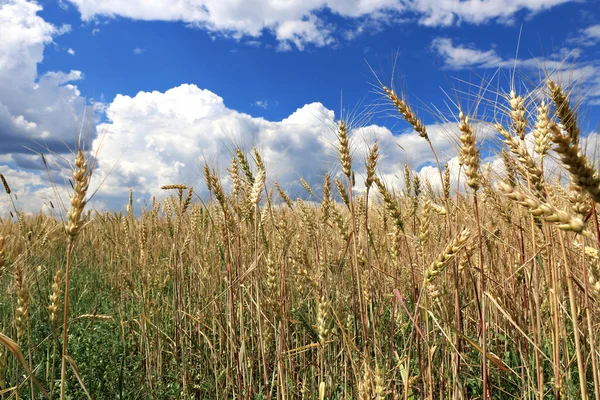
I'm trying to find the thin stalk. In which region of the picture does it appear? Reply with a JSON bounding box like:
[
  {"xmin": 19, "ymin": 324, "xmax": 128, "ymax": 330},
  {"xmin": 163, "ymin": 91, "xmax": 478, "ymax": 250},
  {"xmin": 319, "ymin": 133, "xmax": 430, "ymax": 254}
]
[
  {"xmin": 580, "ymin": 235, "xmax": 600, "ymax": 400},
  {"xmin": 473, "ymin": 195, "xmax": 488, "ymax": 399},
  {"xmin": 60, "ymin": 239, "xmax": 74, "ymax": 400},
  {"xmin": 558, "ymin": 232, "xmax": 589, "ymax": 399}
]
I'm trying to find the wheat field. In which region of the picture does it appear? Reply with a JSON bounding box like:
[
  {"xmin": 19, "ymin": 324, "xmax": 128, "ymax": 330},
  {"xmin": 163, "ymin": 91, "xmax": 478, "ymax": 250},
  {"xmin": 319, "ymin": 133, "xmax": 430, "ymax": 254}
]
[{"xmin": 0, "ymin": 75, "xmax": 599, "ymax": 399}]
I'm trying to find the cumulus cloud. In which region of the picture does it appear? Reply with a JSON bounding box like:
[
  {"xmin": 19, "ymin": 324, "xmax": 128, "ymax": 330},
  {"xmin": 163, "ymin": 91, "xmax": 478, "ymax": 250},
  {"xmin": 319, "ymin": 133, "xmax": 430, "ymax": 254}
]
[
  {"xmin": 0, "ymin": 0, "xmax": 55, "ymax": 72},
  {"xmin": 0, "ymin": 0, "xmax": 94, "ymax": 215},
  {"xmin": 92, "ymin": 85, "xmax": 335, "ymax": 205},
  {"xmin": 67, "ymin": 47, "xmax": 75, "ymax": 55},
  {"xmin": 0, "ymin": 165, "xmax": 55, "ymax": 214},
  {"xmin": 65, "ymin": 0, "xmax": 574, "ymax": 49},
  {"xmin": 89, "ymin": 83, "xmax": 484, "ymax": 209},
  {"xmin": 0, "ymin": 1, "xmax": 91, "ymax": 156}
]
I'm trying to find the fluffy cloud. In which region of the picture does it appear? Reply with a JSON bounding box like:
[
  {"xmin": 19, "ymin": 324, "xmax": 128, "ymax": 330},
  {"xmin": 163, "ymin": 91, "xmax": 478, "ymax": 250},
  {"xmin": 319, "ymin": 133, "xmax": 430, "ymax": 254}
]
[
  {"xmin": 0, "ymin": 0, "xmax": 55, "ymax": 71},
  {"xmin": 275, "ymin": 15, "xmax": 334, "ymax": 51},
  {"xmin": 0, "ymin": 164, "xmax": 57, "ymax": 216},
  {"xmin": 0, "ymin": 0, "xmax": 94, "ymax": 216},
  {"xmin": 0, "ymin": 0, "xmax": 90, "ymax": 157},
  {"xmin": 65, "ymin": 0, "xmax": 573, "ymax": 49},
  {"xmin": 431, "ymin": 38, "xmax": 510, "ymax": 69},
  {"xmin": 90, "ymin": 83, "xmax": 483, "ymax": 209},
  {"xmin": 91, "ymin": 84, "xmax": 339, "ymax": 205}
]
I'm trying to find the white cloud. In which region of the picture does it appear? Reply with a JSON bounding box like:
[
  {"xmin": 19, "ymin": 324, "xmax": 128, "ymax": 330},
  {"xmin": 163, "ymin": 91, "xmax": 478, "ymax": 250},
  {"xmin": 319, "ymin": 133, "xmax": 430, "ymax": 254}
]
[
  {"xmin": 0, "ymin": 0, "xmax": 94, "ymax": 214},
  {"xmin": 253, "ymin": 100, "xmax": 269, "ymax": 109},
  {"xmin": 0, "ymin": 165, "xmax": 56, "ymax": 215},
  {"xmin": 133, "ymin": 47, "xmax": 144, "ymax": 55},
  {"xmin": 0, "ymin": 1, "xmax": 90, "ymax": 154},
  {"xmin": 412, "ymin": 0, "xmax": 571, "ymax": 26},
  {"xmin": 92, "ymin": 85, "xmax": 335, "ymax": 204},
  {"xmin": 573, "ymin": 24, "xmax": 600, "ymax": 47},
  {"xmin": 431, "ymin": 38, "xmax": 510, "ymax": 69},
  {"xmin": 431, "ymin": 36, "xmax": 585, "ymax": 72},
  {"xmin": 56, "ymin": 24, "xmax": 72, "ymax": 35},
  {"xmin": 0, "ymin": 0, "xmax": 55, "ymax": 72},
  {"xmin": 430, "ymin": 36, "xmax": 600, "ymax": 104},
  {"xmin": 583, "ymin": 25, "xmax": 600, "ymax": 41},
  {"xmin": 89, "ymin": 83, "xmax": 480, "ymax": 209},
  {"xmin": 67, "ymin": 48, "xmax": 75, "ymax": 55},
  {"xmin": 275, "ymin": 15, "xmax": 335, "ymax": 50},
  {"xmin": 64, "ymin": 0, "xmax": 574, "ymax": 49}
]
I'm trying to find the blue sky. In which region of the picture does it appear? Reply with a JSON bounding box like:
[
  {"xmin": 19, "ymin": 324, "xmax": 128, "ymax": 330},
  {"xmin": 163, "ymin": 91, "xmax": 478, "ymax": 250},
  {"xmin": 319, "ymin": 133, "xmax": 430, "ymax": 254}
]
[{"xmin": 1, "ymin": 0, "xmax": 600, "ymax": 213}]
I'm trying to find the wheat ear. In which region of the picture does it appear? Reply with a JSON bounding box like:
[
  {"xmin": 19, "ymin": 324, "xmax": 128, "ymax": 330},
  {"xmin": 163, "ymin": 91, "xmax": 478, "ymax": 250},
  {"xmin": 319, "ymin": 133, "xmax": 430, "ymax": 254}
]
[
  {"xmin": 383, "ymin": 86, "xmax": 428, "ymax": 140},
  {"xmin": 498, "ymin": 181, "xmax": 586, "ymax": 234},
  {"xmin": 551, "ymin": 123, "xmax": 600, "ymax": 203},
  {"xmin": 425, "ymin": 228, "xmax": 471, "ymax": 283},
  {"xmin": 458, "ymin": 112, "xmax": 480, "ymax": 192}
]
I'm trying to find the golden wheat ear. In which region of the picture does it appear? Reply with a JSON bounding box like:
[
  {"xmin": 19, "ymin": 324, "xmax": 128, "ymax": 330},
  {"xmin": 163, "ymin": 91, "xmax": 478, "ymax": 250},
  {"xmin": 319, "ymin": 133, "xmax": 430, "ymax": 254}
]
[
  {"xmin": 508, "ymin": 90, "xmax": 527, "ymax": 140},
  {"xmin": 498, "ymin": 181, "xmax": 586, "ymax": 234},
  {"xmin": 425, "ymin": 228, "xmax": 471, "ymax": 284},
  {"xmin": 48, "ymin": 268, "xmax": 63, "ymax": 332},
  {"xmin": 365, "ymin": 143, "xmax": 379, "ymax": 190},
  {"xmin": 275, "ymin": 181, "xmax": 294, "ymax": 209},
  {"xmin": 551, "ymin": 123, "xmax": 600, "ymax": 203},
  {"xmin": 65, "ymin": 150, "xmax": 92, "ymax": 240},
  {"xmin": 383, "ymin": 86, "xmax": 428, "ymax": 141},
  {"xmin": 532, "ymin": 101, "xmax": 552, "ymax": 159},
  {"xmin": 458, "ymin": 112, "xmax": 480, "ymax": 193},
  {"xmin": 496, "ymin": 123, "xmax": 544, "ymax": 197},
  {"xmin": 548, "ymin": 78, "xmax": 580, "ymax": 146},
  {"xmin": 14, "ymin": 261, "xmax": 29, "ymax": 342},
  {"xmin": 374, "ymin": 177, "xmax": 403, "ymax": 231},
  {"xmin": 250, "ymin": 168, "xmax": 266, "ymax": 205},
  {"xmin": 337, "ymin": 119, "xmax": 352, "ymax": 179}
]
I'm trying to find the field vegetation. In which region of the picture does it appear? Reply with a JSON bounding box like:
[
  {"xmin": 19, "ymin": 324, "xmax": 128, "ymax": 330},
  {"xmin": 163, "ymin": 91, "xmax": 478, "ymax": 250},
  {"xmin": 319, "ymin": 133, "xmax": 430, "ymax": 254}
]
[{"xmin": 0, "ymin": 73, "xmax": 599, "ymax": 399}]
